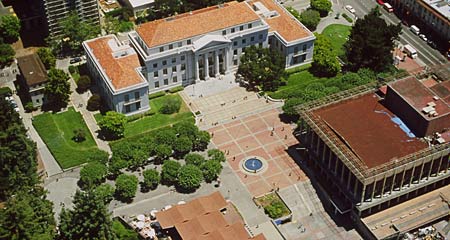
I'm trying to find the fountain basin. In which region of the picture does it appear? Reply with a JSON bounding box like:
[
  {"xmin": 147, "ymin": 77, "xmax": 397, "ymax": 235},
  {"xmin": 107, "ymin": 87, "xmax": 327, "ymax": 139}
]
[{"xmin": 242, "ymin": 157, "xmax": 265, "ymax": 173}]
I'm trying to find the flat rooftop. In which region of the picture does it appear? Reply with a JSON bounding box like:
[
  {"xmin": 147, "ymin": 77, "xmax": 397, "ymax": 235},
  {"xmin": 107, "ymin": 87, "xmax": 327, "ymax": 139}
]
[
  {"xmin": 431, "ymin": 80, "xmax": 450, "ymax": 104},
  {"xmin": 136, "ymin": 0, "xmax": 311, "ymax": 48},
  {"xmin": 388, "ymin": 77, "xmax": 450, "ymax": 120},
  {"xmin": 362, "ymin": 184, "xmax": 450, "ymax": 240},
  {"xmin": 313, "ymin": 93, "xmax": 427, "ymax": 169},
  {"xmin": 17, "ymin": 53, "xmax": 47, "ymax": 86},
  {"xmin": 84, "ymin": 35, "xmax": 146, "ymax": 90},
  {"xmin": 422, "ymin": 0, "xmax": 450, "ymax": 19}
]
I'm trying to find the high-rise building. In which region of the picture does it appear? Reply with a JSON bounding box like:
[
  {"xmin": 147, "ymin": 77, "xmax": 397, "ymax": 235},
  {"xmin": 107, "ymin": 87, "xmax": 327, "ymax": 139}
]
[{"xmin": 43, "ymin": 0, "xmax": 100, "ymax": 37}]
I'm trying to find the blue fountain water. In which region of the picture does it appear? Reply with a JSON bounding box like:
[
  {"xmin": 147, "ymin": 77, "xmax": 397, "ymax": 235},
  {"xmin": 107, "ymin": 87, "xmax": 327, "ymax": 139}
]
[{"xmin": 244, "ymin": 158, "xmax": 263, "ymax": 171}]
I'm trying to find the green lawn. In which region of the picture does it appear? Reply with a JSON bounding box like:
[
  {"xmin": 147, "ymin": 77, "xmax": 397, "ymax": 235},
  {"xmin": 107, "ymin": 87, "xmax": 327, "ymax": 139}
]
[
  {"xmin": 270, "ymin": 69, "xmax": 326, "ymax": 99},
  {"xmin": 321, "ymin": 24, "xmax": 352, "ymax": 57},
  {"xmin": 33, "ymin": 107, "xmax": 102, "ymax": 169}
]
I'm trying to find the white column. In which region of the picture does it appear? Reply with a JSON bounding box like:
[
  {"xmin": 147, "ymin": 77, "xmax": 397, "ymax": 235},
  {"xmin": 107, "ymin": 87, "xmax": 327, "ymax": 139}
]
[
  {"xmin": 194, "ymin": 54, "xmax": 200, "ymax": 83},
  {"xmin": 204, "ymin": 53, "xmax": 209, "ymax": 80},
  {"xmin": 215, "ymin": 50, "xmax": 220, "ymax": 77}
]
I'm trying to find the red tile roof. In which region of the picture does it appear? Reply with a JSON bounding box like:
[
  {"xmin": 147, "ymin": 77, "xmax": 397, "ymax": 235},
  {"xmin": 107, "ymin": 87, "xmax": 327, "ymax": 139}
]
[{"xmin": 86, "ymin": 36, "xmax": 145, "ymax": 90}]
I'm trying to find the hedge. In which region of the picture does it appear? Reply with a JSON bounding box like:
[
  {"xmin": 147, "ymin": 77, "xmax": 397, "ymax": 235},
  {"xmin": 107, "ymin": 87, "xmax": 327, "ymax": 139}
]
[{"xmin": 149, "ymin": 91, "xmax": 166, "ymax": 99}]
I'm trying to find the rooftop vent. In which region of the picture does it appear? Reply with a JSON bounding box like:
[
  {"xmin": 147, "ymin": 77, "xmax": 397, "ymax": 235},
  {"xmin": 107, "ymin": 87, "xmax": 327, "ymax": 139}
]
[
  {"xmin": 433, "ymin": 96, "xmax": 440, "ymax": 101},
  {"xmin": 427, "ymin": 102, "xmax": 436, "ymax": 107}
]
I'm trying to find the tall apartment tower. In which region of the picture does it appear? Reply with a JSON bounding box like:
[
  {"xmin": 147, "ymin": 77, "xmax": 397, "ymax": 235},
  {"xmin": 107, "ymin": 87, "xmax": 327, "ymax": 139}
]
[{"xmin": 43, "ymin": 0, "xmax": 100, "ymax": 38}]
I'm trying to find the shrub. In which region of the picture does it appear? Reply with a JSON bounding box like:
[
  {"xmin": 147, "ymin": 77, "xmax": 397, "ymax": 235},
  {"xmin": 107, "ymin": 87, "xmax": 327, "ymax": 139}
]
[
  {"xmin": 299, "ymin": 9, "xmax": 321, "ymax": 31},
  {"xmin": 161, "ymin": 160, "xmax": 181, "ymax": 185},
  {"xmin": 168, "ymin": 86, "xmax": 184, "ymax": 93},
  {"xmin": 177, "ymin": 165, "xmax": 203, "ymax": 192},
  {"xmin": 87, "ymin": 94, "xmax": 101, "ymax": 111},
  {"xmin": 342, "ymin": 13, "xmax": 353, "ymax": 23},
  {"xmin": 77, "ymin": 75, "xmax": 91, "ymax": 92},
  {"xmin": 185, "ymin": 153, "xmax": 205, "ymax": 166},
  {"xmin": 201, "ymin": 160, "xmax": 222, "ymax": 183},
  {"xmin": 0, "ymin": 87, "xmax": 12, "ymax": 96},
  {"xmin": 159, "ymin": 97, "xmax": 181, "ymax": 114},
  {"xmin": 173, "ymin": 136, "xmax": 192, "ymax": 157},
  {"xmin": 264, "ymin": 201, "xmax": 285, "ymax": 219},
  {"xmin": 79, "ymin": 162, "xmax": 108, "ymax": 188},
  {"xmin": 148, "ymin": 91, "xmax": 165, "ymax": 99},
  {"xmin": 94, "ymin": 184, "xmax": 115, "ymax": 204},
  {"xmin": 68, "ymin": 65, "xmax": 77, "ymax": 74},
  {"xmin": 154, "ymin": 144, "xmax": 172, "ymax": 163},
  {"xmin": 115, "ymin": 174, "xmax": 138, "ymax": 201},
  {"xmin": 142, "ymin": 169, "xmax": 160, "ymax": 190},
  {"xmin": 207, "ymin": 149, "xmax": 226, "ymax": 162},
  {"xmin": 72, "ymin": 128, "xmax": 86, "ymax": 142},
  {"xmin": 24, "ymin": 102, "xmax": 37, "ymax": 112},
  {"xmin": 112, "ymin": 220, "xmax": 138, "ymax": 240}
]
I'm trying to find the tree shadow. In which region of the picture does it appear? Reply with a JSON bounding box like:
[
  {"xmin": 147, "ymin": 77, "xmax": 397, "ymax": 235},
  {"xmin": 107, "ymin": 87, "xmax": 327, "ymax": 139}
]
[{"xmin": 278, "ymin": 112, "xmax": 299, "ymax": 124}]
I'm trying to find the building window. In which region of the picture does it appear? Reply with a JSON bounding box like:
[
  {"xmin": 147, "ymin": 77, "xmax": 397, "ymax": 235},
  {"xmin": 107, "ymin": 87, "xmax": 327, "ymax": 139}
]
[
  {"xmin": 36, "ymin": 99, "xmax": 40, "ymax": 103},
  {"xmin": 162, "ymin": 60, "xmax": 167, "ymax": 65},
  {"xmin": 134, "ymin": 92, "xmax": 140, "ymax": 99},
  {"xmin": 154, "ymin": 71, "xmax": 159, "ymax": 77},
  {"xmin": 173, "ymin": 76, "xmax": 178, "ymax": 82},
  {"xmin": 135, "ymin": 102, "xmax": 140, "ymax": 110},
  {"xmin": 222, "ymin": 30, "xmax": 226, "ymax": 35},
  {"xmin": 164, "ymin": 79, "xmax": 168, "ymax": 85},
  {"xmin": 233, "ymin": 49, "xmax": 237, "ymax": 55},
  {"xmin": 181, "ymin": 64, "xmax": 186, "ymax": 71},
  {"xmin": 251, "ymin": 36, "xmax": 254, "ymax": 42},
  {"xmin": 303, "ymin": 44, "xmax": 307, "ymax": 52},
  {"xmin": 153, "ymin": 63, "xmax": 157, "ymax": 68},
  {"xmin": 172, "ymin": 66, "xmax": 177, "ymax": 72},
  {"xmin": 233, "ymin": 41, "xmax": 237, "ymax": 46},
  {"xmin": 172, "ymin": 57, "xmax": 176, "ymax": 63},
  {"xmin": 163, "ymin": 69, "xmax": 168, "ymax": 75},
  {"xmin": 294, "ymin": 46, "xmax": 298, "ymax": 54},
  {"xmin": 159, "ymin": 47, "xmax": 164, "ymax": 52},
  {"xmin": 248, "ymin": 23, "xmax": 252, "ymax": 28},
  {"xmin": 155, "ymin": 81, "xmax": 160, "ymax": 88},
  {"xmin": 242, "ymin": 39, "xmax": 246, "ymax": 44},
  {"xmin": 187, "ymin": 39, "xmax": 191, "ymax": 44},
  {"xmin": 259, "ymin": 34, "xmax": 263, "ymax": 40},
  {"xmin": 242, "ymin": 47, "xmax": 246, "ymax": 53},
  {"xmin": 231, "ymin": 28, "xmax": 235, "ymax": 33},
  {"xmin": 125, "ymin": 105, "xmax": 130, "ymax": 113},
  {"xmin": 178, "ymin": 42, "xmax": 182, "ymax": 47},
  {"xmin": 181, "ymin": 55, "xmax": 185, "ymax": 61},
  {"xmin": 169, "ymin": 44, "xmax": 173, "ymax": 49},
  {"xmin": 240, "ymin": 26, "xmax": 244, "ymax": 31},
  {"xmin": 233, "ymin": 59, "xmax": 238, "ymax": 65},
  {"xmin": 124, "ymin": 94, "xmax": 129, "ymax": 102}
]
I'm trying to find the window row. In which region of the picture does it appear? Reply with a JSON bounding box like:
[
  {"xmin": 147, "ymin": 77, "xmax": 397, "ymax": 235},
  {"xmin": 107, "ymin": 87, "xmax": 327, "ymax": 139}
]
[
  {"xmin": 154, "ymin": 76, "xmax": 178, "ymax": 88},
  {"xmin": 233, "ymin": 34, "xmax": 264, "ymax": 47},
  {"xmin": 123, "ymin": 91, "xmax": 141, "ymax": 103},
  {"xmin": 152, "ymin": 55, "xmax": 186, "ymax": 69},
  {"xmin": 153, "ymin": 64, "xmax": 186, "ymax": 78},
  {"xmin": 159, "ymin": 40, "xmax": 192, "ymax": 53},
  {"xmin": 222, "ymin": 23, "xmax": 254, "ymax": 35}
]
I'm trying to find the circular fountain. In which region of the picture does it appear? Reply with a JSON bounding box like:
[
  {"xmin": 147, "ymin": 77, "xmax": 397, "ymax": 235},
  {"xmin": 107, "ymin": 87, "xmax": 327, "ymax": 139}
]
[{"xmin": 242, "ymin": 157, "xmax": 266, "ymax": 173}]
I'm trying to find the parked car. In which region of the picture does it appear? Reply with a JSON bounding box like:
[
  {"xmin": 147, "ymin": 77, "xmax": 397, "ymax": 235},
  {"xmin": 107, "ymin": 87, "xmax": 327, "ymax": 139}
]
[
  {"xmin": 345, "ymin": 5, "xmax": 356, "ymax": 14},
  {"xmin": 419, "ymin": 34, "xmax": 428, "ymax": 42},
  {"xmin": 69, "ymin": 57, "xmax": 82, "ymax": 64}
]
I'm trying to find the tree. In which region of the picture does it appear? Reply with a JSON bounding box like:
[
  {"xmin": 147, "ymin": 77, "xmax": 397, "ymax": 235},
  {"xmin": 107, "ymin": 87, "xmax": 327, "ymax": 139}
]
[
  {"xmin": 72, "ymin": 128, "xmax": 86, "ymax": 142},
  {"xmin": 185, "ymin": 153, "xmax": 205, "ymax": 166},
  {"xmin": 115, "ymin": 174, "xmax": 138, "ymax": 201},
  {"xmin": 201, "ymin": 160, "xmax": 222, "ymax": 182},
  {"xmin": 299, "ymin": 9, "xmax": 321, "ymax": 31},
  {"xmin": 173, "ymin": 136, "xmax": 192, "ymax": 157},
  {"xmin": 344, "ymin": 7, "xmax": 402, "ymax": 72},
  {"xmin": 161, "ymin": 160, "xmax": 181, "ymax": 185},
  {"xmin": 311, "ymin": 33, "xmax": 341, "ymax": 77},
  {"xmin": 37, "ymin": 48, "xmax": 56, "ymax": 70},
  {"xmin": 108, "ymin": 157, "xmax": 128, "ymax": 177},
  {"xmin": 282, "ymin": 97, "xmax": 304, "ymax": 118},
  {"xmin": 286, "ymin": 7, "xmax": 301, "ymax": 20},
  {"xmin": 237, "ymin": 46, "xmax": 286, "ymax": 91},
  {"xmin": 207, "ymin": 149, "xmax": 226, "ymax": 162},
  {"xmin": 193, "ymin": 130, "xmax": 210, "ymax": 151},
  {"xmin": 154, "ymin": 129, "xmax": 177, "ymax": 146},
  {"xmin": 77, "ymin": 75, "xmax": 91, "ymax": 92},
  {"xmin": 154, "ymin": 144, "xmax": 172, "ymax": 163},
  {"xmin": 44, "ymin": 68, "xmax": 71, "ymax": 109},
  {"xmin": 142, "ymin": 169, "xmax": 160, "ymax": 190},
  {"xmin": 311, "ymin": 0, "xmax": 332, "ymax": 17},
  {"xmin": 177, "ymin": 165, "xmax": 203, "ymax": 192},
  {"xmin": 110, "ymin": 141, "xmax": 148, "ymax": 170},
  {"xmin": 87, "ymin": 94, "xmax": 102, "ymax": 111},
  {"xmin": 104, "ymin": 15, "xmax": 121, "ymax": 34},
  {"xmin": 94, "ymin": 184, "xmax": 115, "ymax": 204},
  {"xmin": 58, "ymin": 12, "xmax": 100, "ymax": 52},
  {"xmin": 0, "ymin": 190, "xmax": 55, "ymax": 240},
  {"xmin": 98, "ymin": 111, "xmax": 127, "ymax": 139},
  {"xmin": 264, "ymin": 201, "xmax": 284, "ymax": 219},
  {"xmin": 159, "ymin": 96, "xmax": 181, "ymax": 114},
  {"xmin": 0, "ymin": 43, "xmax": 15, "ymax": 66},
  {"xmin": 58, "ymin": 190, "xmax": 114, "ymax": 240},
  {"xmin": 0, "ymin": 15, "xmax": 21, "ymax": 43},
  {"xmin": 79, "ymin": 162, "xmax": 108, "ymax": 188},
  {"xmin": 173, "ymin": 121, "xmax": 198, "ymax": 141}
]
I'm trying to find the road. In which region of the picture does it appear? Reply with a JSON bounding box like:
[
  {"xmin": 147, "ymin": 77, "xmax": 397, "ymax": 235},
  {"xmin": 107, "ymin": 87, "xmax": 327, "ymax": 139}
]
[{"xmin": 342, "ymin": 0, "xmax": 447, "ymax": 66}]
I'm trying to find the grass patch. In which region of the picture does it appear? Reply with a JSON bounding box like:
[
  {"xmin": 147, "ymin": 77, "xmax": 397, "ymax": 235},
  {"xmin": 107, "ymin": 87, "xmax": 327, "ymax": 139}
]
[
  {"xmin": 321, "ymin": 24, "xmax": 352, "ymax": 57},
  {"xmin": 33, "ymin": 107, "xmax": 102, "ymax": 169},
  {"xmin": 112, "ymin": 220, "xmax": 138, "ymax": 240},
  {"xmin": 255, "ymin": 192, "xmax": 290, "ymax": 219},
  {"xmin": 123, "ymin": 93, "xmax": 193, "ymax": 138},
  {"xmin": 270, "ymin": 67, "xmax": 325, "ymax": 99}
]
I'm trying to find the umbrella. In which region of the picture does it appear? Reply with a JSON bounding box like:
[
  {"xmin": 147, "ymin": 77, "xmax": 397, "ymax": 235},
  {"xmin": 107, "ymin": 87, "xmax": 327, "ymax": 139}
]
[
  {"xmin": 164, "ymin": 205, "xmax": 172, "ymax": 210},
  {"xmin": 137, "ymin": 214, "xmax": 145, "ymax": 221},
  {"xmin": 177, "ymin": 201, "xmax": 186, "ymax": 205},
  {"xmin": 150, "ymin": 209, "xmax": 158, "ymax": 219},
  {"xmin": 136, "ymin": 221, "xmax": 145, "ymax": 229}
]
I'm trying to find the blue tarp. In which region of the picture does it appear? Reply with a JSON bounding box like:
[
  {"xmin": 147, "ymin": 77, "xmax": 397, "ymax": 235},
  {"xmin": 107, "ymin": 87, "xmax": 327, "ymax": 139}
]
[{"xmin": 374, "ymin": 110, "xmax": 416, "ymax": 138}]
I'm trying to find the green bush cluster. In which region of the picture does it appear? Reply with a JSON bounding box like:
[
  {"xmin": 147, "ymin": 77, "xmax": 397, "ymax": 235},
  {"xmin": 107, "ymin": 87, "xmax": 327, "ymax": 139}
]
[
  {"xmin": 159, "ymin": 96, "xmax": 181, "ymax": 114},
  {"xmin": 148, "ymin": 91, "xmax": 166, "ymax": 99},
  {"xmin": 342, "ymin": 13, "xmax": 353, "ymax": 23},
  {"xmin": 168, "ymin": 86, "xmax": 184, "ymax": 93}
]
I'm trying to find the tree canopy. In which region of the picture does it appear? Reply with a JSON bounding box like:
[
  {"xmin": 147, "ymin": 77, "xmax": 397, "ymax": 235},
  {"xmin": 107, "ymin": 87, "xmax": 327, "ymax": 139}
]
[
  {"xmin": 207, "ymin": 149, "xmax": 226, "ymax": 162},
  {"xmin": 185, "ymin": 153, "xmax": 205, "ymax": 166},
  {"xmin": 58, "ymin": 190, "xmax": 114, "ymax": 240},
  {"xmin": 161, "ymin": 160, "xmax": 181, "ymax": 185},
  {"xmin": 299, "ymin": 9, "xmax": 321, "ymax": 31},
  {"xmin": 37, "ymin": 48, "xmax": 56, "ymax": 70},
  {"xmin": 58, "ymin": 12, "xmax": 100, "ymax": 52},
  {"xmin": 311, "ymin": 33, "xmax": 341, "ymax": 77},
  {"xmin": 344, "ymin": 7, "xmax": 401, "ymax": 72},
  {"xmin": 201, "ymin": 160, "xmax": 222, "ymax": 183},
  {"xmin": 0, "ymin": 43, "xmax": 15, "ymax": 67},
  {"xmin": 173, "ymin": 136, "xmax": 192, "ymax": 157},
  {"xmin": 44, "ymin": 68, "xmax": 72, "ymax": 109},
  {"xmin": 237, "ymin": 46, "xmax": 286, "ymax": 91},
  {"xmin": 115, "ymin": 174, "xmax": 138, "ymax": 201},
  {"xmin": 0, "ymin": 15, "xmax": 21, "ymax": 43},
  {"xmin": 142, "ymin": 169, "xmax": 160, "ymax": 191},
  {"xmin": 79, "ymin": 162, "xmax": 108, "ymax": 189},
  {"xmin": 310, "ymin": 0, "xmax": 332, "ymax": 17},
  {"xmin": 98, "ymin": 111, "xmax": 127, "ymax": 140},
  {"xmin": 177, "ymin": 164, "xmax": 203, "ymax": 192}
]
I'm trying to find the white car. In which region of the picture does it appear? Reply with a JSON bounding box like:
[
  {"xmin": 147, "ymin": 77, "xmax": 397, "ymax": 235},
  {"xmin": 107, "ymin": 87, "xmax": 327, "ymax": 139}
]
[
  {"xmin": 419, "ymin": 34, "xmax": 428, "ymax": 42},
  {"xmin": 345, "ymin": 5, "xmax": 356, "ymax": 14}
]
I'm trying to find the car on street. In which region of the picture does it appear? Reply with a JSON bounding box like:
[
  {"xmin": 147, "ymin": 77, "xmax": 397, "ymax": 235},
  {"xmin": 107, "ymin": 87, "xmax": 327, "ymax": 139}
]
[
  {"xmin": 345, "ymin": 5, "xmax": 356, "ymax": 14},
  {"xmin": 419, "ymin": 34, "xmax": 428, "ymax": 42}
]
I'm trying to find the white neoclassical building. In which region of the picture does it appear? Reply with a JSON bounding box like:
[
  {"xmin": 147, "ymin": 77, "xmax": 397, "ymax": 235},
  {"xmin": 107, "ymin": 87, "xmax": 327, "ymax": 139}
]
[{"xmin": 84, "ymin": 0, "xmax": 315, "ymax": 115}]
